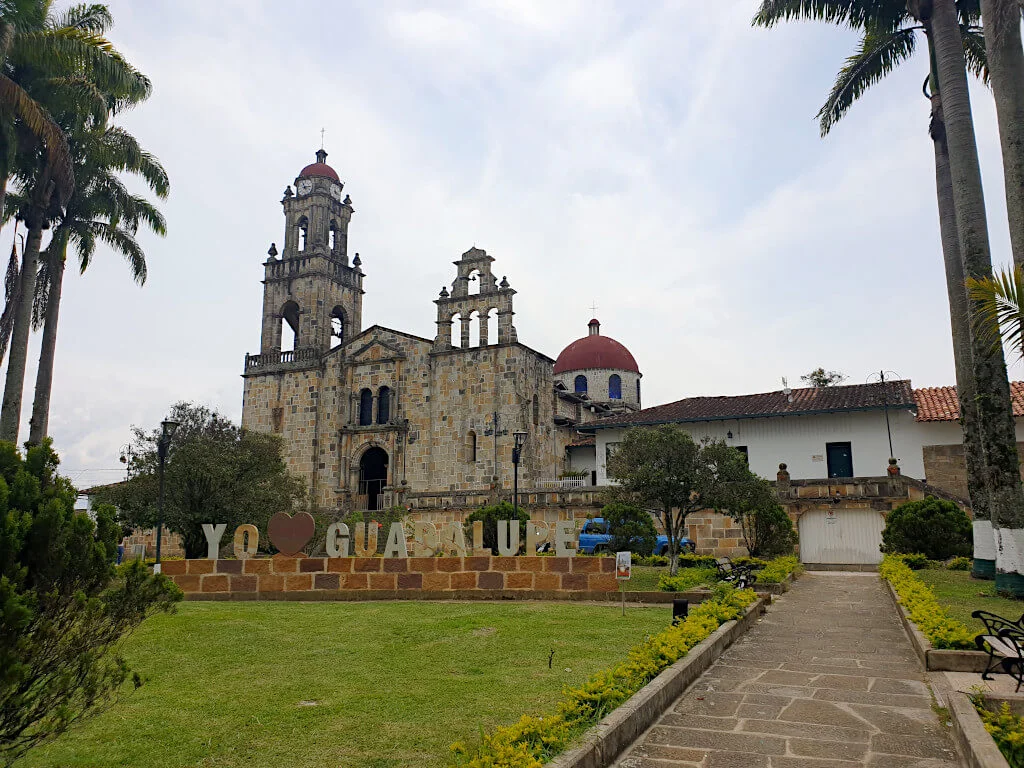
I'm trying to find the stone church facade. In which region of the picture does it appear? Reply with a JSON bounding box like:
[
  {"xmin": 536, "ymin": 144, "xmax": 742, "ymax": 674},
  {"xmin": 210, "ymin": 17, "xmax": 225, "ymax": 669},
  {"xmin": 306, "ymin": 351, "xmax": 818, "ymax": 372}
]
[{"xmin": 241, "ymin": 151, "xmax": 642, "ymax": 515}]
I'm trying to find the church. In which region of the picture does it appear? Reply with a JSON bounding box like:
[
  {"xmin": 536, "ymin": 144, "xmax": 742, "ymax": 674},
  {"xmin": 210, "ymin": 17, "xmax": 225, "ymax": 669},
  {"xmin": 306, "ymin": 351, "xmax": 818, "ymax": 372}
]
[{"xmin": 240, "ymin": 150, "xmax": 643, "ymax": 515}]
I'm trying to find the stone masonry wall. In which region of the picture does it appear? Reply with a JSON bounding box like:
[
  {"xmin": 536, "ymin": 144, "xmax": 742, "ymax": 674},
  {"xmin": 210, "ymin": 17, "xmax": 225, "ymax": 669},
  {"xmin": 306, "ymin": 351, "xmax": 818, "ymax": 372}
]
[
  {"xmin": 921, "ymin": 443, "xmax": 1024, "ymax": 502},
  {"xmin": 161, "ymin": 555, "xmax": 619, "ymax": 599}
]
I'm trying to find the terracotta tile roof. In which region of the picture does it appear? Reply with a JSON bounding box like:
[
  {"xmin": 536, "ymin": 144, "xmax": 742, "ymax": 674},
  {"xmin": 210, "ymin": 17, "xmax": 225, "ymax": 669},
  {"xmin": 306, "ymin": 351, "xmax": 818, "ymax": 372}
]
[
  {"xmin": 913, "ymin": 382, "xmax": 1024, "ymax": 421},
  {"xmin": 587, "ymin": 380, "xmax": 915, "ymax": 430}
]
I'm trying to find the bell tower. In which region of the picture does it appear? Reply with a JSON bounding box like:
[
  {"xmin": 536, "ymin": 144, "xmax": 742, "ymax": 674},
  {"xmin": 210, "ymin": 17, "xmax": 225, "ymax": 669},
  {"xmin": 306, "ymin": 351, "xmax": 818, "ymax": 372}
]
[{"xmin": 256, "ymin": 149, "xmax": 364, "ymax": 359}]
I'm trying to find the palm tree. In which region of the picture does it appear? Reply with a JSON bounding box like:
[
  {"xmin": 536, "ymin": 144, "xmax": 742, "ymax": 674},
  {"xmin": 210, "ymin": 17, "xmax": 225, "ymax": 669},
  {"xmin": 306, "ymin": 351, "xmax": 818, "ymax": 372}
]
[
  {"xmin": 0, "ymin": 2, "xmax": 150, "ymax": 444},
  {"xmin": 968, "ymin": 264, "xmax": 1024, "ymax": 354},
  {"xmin": 25, "ymin": 125, "xmax": 167, "ymax": 444},
  {"xmin": 752, "ymin": 0, "xmax": 1014, "ymax": 583},
  {"xmin": 978, "ymin": 0, "xmax": 1024, "ymax": 268},
  {"xmin": 923, "ymin": 0, "xmax": 1024, "ymax": 596}
]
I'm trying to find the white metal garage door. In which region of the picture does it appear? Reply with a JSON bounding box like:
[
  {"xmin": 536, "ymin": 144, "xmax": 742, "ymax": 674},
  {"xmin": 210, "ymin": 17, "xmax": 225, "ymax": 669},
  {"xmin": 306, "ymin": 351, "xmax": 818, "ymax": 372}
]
[{"xmin": 798, "ymin": 509, "xmax": 885, "ymax": 565}]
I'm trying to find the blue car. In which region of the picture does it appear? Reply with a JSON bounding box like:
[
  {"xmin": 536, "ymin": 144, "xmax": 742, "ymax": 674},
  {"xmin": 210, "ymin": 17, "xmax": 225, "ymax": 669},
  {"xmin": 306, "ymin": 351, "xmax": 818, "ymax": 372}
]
[{"xmin": 576, "ymin": 517, "xmax": 696, "ymax": 556}]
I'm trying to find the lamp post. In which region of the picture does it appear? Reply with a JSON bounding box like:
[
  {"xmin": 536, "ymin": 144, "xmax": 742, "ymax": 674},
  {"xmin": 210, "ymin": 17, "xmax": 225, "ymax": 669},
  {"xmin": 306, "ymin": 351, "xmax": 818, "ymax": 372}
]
[
  {"xmin": 119, "ymin": 443, "xmax": 135, "ymax": 480},
  {"xmin": 512, "ymin": 430, "xmax": 527, "ymax": 517},
  {"xmin": 154, "ymin": 418, "xmax": 180, "ymax": 573}
]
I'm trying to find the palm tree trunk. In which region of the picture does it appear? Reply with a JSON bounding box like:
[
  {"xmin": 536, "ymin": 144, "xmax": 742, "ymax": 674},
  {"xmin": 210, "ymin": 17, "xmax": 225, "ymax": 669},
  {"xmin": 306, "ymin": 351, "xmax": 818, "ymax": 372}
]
[
  {"xmin": 931, "ymin": 0, "xmax": 1024, "ymax": 596},
  {"xmin": 27, "ymin": 246, "xmax": 64, "ymax": 445},
  {"xmin": 931, "ymin": 91, "xmax": 996, "ymax": 577},
  {"xmin": 980, "ymin": 0, "xmax": 1024, "ymax": 268},
  {"xmin": 0, "ymin": 221, "xmax": 40, "ymax": 443}
]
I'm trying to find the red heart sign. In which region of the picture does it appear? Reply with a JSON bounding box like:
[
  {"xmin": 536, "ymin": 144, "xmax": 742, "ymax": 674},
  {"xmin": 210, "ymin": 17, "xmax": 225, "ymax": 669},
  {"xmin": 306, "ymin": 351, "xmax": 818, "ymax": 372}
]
[{"xmin": 268, "ymin": 512, "xmax": 315, "ymax": 556}]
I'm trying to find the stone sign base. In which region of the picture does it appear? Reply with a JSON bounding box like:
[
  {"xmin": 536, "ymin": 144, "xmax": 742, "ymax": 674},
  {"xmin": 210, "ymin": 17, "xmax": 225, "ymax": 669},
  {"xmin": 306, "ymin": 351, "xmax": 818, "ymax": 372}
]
[{"xmin": 162, "ymin": 555, "xmax": 621, "ymax": 599}]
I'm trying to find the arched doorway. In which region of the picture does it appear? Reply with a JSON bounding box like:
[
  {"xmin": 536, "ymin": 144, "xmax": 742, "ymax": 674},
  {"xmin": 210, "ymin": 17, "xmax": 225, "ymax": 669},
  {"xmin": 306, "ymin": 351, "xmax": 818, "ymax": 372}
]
[{"xmin": 359, "ymin": 447, "xmax": 389, "ymax": 511}]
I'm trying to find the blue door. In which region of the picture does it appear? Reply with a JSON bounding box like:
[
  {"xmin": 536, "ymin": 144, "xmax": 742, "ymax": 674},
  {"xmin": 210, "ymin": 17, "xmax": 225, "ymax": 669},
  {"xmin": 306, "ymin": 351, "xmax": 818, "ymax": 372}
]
[{"xmin": 826, "ymin": 442, "xmax": 854, "ymax": 478}]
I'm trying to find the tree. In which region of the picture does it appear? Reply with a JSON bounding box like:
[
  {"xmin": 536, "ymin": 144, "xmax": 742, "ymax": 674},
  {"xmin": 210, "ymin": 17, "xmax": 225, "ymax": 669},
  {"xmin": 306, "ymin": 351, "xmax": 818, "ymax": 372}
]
[
  {"xmin": 0, "ymin": 2, "xmax": 151, "ymax": 444},
  {"xmin": 0, "ymin": 439, "xmax": 180, "ymax": 765},
  {"xmin": 603, "ymin": 501, "xmax": 658, "ymax": 557},
  {"xmin": 925, "ymin": 0, "xmax": 1024, "ymax": 597},
  {"xmin": 606, "ymin": 426, "xmax": 758, "ymax": 575},
  {"xmin": 25, "ymin": 124, "xmax": 168, "ymax": 444},
  {"xmin": 463, "ymin": 501, "xmax": 529, "ymax": 555},
  {"xmin": 95, "ymin": 403, "xmax": 306, "ymax": 558},
  {"xmin": 978, "ymin": 0, "xmax": 1024, "ymax": 269},
  {"xmin": 800, "ymin": 368, "xmax": 847, "ymax": 387},
  {"xmin": 715, "ymin": 472, "xmax": 796, "ymax": 557},
  {"xmin": 752, "ymin": 0, "xmax": 1010, "ymax": 584}
]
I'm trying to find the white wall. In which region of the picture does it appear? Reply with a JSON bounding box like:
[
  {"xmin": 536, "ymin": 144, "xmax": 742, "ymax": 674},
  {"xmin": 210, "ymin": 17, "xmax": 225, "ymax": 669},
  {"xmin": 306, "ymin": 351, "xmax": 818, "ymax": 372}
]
[
  {"xmin": 567, "ymin": 446, "xmax": 596, "ymax": 475},
  {"xmin": 592, "ymin": 410, "xmax": 1024, "ymax": 484}
]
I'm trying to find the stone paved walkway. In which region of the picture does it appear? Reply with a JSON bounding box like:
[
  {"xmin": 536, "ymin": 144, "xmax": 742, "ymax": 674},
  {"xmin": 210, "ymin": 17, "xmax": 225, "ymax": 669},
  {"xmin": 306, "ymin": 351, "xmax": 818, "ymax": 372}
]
[{"xmin": 614, "ymin": 572, "xmax": 962, "ymax": 768}]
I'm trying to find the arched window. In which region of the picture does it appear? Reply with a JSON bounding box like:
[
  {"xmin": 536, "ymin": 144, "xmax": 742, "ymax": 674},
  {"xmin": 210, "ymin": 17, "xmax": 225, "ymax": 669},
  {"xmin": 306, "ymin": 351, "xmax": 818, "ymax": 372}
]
[
  {"xmin": 532, "ymin": 394, "xmax": 539, "ymax": 425},
  {"xmin": 636, "ymin": 379, "xmax": 641, "ymax": 405},
  {"xmin": 281, "ymin": 300, "xmax": 300, "ymax": 352},
  {"xmin": 377, "ymin": 386, "xmax": 391, "ymax": 424},
  {"xmin": 609, "ymin": 374, "xmax": 622, "ymax": 400},
  {"xmin": 297, "ymin": 217, "xmax": 308, "ymax": 252},
  {"xmin": 358, "ymin": 388, "xmax": 373, "ymax": 426},
  {"xmin": 574, "ymin": 375, "xmax": 588, "ymax": 395},
  {"xmin": 330, "ymin": 306, "xmax": 345, "ymax": 349},
  {"xmin": 468, "ymin": 430, "xmax": 477, "ymax": 463},
  {"xmin": 470, "ymin": 310, "xmax": 482, "ymax": 347},
  {"xmin": 328, "ymin": 221, "xmax": 338, "ymax": 252},
  {"xmin": 485, "ymin": 308, "xmax": 496, "ymax": 345}
]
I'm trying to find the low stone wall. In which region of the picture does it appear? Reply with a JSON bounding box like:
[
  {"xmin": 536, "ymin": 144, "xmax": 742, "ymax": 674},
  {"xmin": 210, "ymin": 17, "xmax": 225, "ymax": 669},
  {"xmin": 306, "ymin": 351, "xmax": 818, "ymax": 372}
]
[{"xmin": 162, "ymin": 555, "xmax": 621, "ymax": 599}]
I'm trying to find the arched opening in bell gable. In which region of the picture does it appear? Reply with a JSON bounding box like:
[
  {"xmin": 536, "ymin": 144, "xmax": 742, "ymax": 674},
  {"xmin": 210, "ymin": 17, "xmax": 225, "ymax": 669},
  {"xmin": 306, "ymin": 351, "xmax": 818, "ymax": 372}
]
[
  {"xmin": 469, "ymin": 310, "xmax": 482, "ymax": 347},
  {"xmin": 330, "ymin": 306, "xmax": 346, "ymax": 349},
  {"xmin": 328, "ymin": 220, "xmax": 337, "ymax": 252},
  {"xmin": 468, "ymin": 268, "xmax": 481, "ymax": 296},
  {"xmin": 484, "ymin": 308, "xmax": 497, "ymax": 346},
  {"xmin": 451, "ymin": 313, "xmax": 463, "ymax": 348},
  {"xmin": 297, "ymin": 216, "xmax": 309, "ymax": 252},
  {"xmin": 281, "ymin": 300, "xmax": 300, "ymax": 352}
]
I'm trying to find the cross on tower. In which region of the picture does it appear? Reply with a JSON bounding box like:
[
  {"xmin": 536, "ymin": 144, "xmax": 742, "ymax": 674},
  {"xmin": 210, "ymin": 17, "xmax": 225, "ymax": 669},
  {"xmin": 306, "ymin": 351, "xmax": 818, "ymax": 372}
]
[
  {"xmin": 320, "ymin": 127, "xmax": 325, "ymax": 149},
  {"xmin": 590, "ymin": 301, "xmax": 598, "ymax": 316}
]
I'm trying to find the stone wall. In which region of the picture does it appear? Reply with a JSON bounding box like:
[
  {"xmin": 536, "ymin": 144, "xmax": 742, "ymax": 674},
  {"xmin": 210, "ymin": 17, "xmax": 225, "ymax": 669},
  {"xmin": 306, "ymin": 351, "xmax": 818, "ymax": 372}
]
[
  {"xmin": 162, "ymin": 555, "xmax": 619, "ymax": 599},
  {"xmin": 921, "ymin": 443, "xmax": 1024, "ymax": 502},
  {"xmin": 121, "ymin": 526, "xmax": 184, "ymax": 559}
]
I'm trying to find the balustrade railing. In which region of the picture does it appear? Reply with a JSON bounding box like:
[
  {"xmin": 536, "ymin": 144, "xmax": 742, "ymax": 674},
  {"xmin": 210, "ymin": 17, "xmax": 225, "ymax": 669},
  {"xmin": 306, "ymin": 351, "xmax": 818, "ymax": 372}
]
[{"xmin": 244, "ymin": 347, "xmax": 320, "ymax": 371}]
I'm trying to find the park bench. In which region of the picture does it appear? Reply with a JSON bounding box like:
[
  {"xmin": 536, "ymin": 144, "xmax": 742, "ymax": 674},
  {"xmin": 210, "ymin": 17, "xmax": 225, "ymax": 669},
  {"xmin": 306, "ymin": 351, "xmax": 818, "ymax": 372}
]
[
  {"xmin": 972, "ymin": 610, "xmax": 1024, "ymax": 690},
  {"xmin": 715, "ymin": 557, "xmax": 758, "ymax": 590}
]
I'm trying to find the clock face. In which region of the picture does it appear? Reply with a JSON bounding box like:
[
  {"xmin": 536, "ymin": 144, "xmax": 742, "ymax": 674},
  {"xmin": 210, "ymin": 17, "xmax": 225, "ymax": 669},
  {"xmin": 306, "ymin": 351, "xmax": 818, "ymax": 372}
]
[
  {"xmin": 330, "ymin": 183, "xmax": 343, "ymax": 201},
  {"xmin": 296, "ymin": 179, "xmax": 313, "ymax": 196}
]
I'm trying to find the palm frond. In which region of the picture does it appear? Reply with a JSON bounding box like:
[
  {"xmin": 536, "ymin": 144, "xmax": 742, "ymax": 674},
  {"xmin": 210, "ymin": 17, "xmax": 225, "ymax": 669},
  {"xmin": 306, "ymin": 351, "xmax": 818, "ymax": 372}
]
[
  {"xmin": 753, "ymin": 0, "xmax": 908, "ymax": 30},
  {"xmin": 968, "ymin": 265, "xmax": 1024, "ymax": 360},
  {"xmin": 818, "ymin": 25, "xmax": 917, "ymax": 135},
  {"xmin": 0, "ymin": 237, "xmax": 21, "ymax": 363},
  {"xmin": 51, "ymin": 4, "xmax": 112, "ymax": 34},
  {"xmin": 86, "ymin": 220, "xmax": 145, "ymax": 284},
  {"xmin": 962, "ymin": 27, "xmax": 989, "ymax": 84}
]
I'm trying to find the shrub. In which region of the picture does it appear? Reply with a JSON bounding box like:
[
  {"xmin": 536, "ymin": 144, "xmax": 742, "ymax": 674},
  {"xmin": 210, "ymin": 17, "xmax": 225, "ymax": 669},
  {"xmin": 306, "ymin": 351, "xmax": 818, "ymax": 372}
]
[
  {"xmin": 757, "ymin": 556, "xmax": 804, "ymax": 584},
  {"xmin": 973, "ymin": 698, "xmax": 1024, "ymax": 768},
  {"xmin": 657, "ymin": 568, "xmax": 717, "ymax": 592},
  {"xmin": 880, "ymin": 555, "xmax": 975, "ymax": 649},
  {"xmin": 899, "ymin": 553, "xmax": 930, "ymax": 570},
  {"xmin": 948, "ymin": 556, "xmax": 972, "ymax": 571},
  {"xmin": 463, "ymin": 502, "xmax": 530, "ymax": 555},
  {"xmin": 739, "ymin": 504, "xmax": 797, "ymax": 558},
  {"xmin": 733, "ymin": 556, "xmax": 768, "ymax": 570},
  {"xmin": 450, "ymin": 587, "xmax": 758, "ymax": 767},
  {"xmin": 881, "ymin": 496, "xmax": 972, "ymax": 561},
  {"xmin": 676, "ymin": 554, "xmax": 718, "ymax": 569},
  {"xmin": 603, "ymin": 502, "xmax": 658, "ymax": 557},
  {"xmin": 636, "ymin": 554, "xmax": 669, "ymax": 567}
]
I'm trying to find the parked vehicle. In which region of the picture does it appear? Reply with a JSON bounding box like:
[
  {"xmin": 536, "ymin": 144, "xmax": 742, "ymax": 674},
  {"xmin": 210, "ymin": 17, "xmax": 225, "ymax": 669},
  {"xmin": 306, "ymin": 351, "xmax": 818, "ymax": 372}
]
[{"xmin": 576, "ymin": 517, "xmax": 696, "ymax": 556}]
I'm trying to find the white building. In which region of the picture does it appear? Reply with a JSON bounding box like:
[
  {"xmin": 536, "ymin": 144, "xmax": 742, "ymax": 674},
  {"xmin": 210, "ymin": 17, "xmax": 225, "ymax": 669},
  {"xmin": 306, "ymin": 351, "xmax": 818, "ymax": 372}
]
[{"xmin": 579, "ymin": 380, "xmax": 1024, "ymax": 497}]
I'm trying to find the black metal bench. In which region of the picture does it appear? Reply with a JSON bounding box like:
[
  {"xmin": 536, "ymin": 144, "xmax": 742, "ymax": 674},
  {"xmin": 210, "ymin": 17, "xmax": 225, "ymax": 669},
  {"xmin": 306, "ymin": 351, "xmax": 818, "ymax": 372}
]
[
  {"xmin": 715, "ymin": 557, "xmax": 758, "ymax": 589},
  {"xmin": 972, "ymin": 610, "xmax": 1024, "ymax": 689}
]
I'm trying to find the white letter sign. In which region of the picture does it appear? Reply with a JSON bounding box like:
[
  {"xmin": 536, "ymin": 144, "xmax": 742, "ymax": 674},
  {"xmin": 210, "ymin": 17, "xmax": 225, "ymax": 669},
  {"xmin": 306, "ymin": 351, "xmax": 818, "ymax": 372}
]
[{"xmin": 202, "ymin": 523, "xmax": 227, "ymax": 560}]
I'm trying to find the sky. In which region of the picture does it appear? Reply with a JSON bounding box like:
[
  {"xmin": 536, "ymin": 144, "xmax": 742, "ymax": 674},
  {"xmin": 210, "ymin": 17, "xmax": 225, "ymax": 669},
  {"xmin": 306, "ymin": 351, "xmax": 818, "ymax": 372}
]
[{"xmin": 3, "ymin": 0, "xmax": 1020, "ymax": 489}]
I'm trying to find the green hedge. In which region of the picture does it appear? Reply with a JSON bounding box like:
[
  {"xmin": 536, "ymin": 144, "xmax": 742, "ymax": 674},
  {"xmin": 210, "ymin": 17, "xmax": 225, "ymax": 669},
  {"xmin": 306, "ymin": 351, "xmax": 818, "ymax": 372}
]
[
  {"xmin": 973, "ymin": 697, "xmax": 1024, "ymax": 767},
  {"xmin": 757, "ymin": 556, "xmax": 803, "ymax": 584},
  {"xmin": 879, "ymin": 555, "xmax": 975, "ymax": 650}
]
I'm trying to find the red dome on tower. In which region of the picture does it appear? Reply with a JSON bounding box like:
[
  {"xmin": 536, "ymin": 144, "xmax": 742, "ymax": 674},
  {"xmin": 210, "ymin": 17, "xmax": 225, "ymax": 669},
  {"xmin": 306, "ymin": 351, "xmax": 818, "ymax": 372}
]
[
  {"xmin": 299, "ymin": 148, "xmax": 340, "ymax": 182},
  {"xmin": 553, "ymin": 319, "xmax": 639, "ymax": 374}
]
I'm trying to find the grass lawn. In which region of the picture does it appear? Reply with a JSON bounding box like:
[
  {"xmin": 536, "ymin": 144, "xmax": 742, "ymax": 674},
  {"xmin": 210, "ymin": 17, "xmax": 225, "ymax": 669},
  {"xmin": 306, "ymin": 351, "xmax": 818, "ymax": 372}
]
[
  {"xmin": 916, "ymin": 568, "xmax": 1024, "ymax": 633},
  {"xmin": 22, "ymin": 601, "xmax": 669, "ymax": 768}
]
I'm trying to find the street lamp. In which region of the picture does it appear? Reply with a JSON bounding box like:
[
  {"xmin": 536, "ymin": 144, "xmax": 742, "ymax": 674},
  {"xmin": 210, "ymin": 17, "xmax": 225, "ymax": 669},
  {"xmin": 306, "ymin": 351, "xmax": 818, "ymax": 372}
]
[
  {"xmin": 119, "ymin": 443, "xmax": 135, "ymax": 480},
  {"xmin": 154, "ymin": 418, "xmax": 180, "ymax": 573},
  {"xmin": 512, "ymin": 430, "xmax": 527, "ymax": 517}
]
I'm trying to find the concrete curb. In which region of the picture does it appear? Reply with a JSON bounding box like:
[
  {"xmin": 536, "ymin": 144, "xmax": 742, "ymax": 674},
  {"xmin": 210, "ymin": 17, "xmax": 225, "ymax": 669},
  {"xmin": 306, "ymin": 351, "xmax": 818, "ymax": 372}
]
[
  {"xmin": 948, "ymin": 692, "xmax": 1011, "ymax": 768},
  {"xmin": 884, "ymin": 579, "xmax": 988, "ymax": 672},
  {"xmin": 545, "ymin": 597, "xmax": 768, "ymax": 768},
  {"xmin": 183, "ymin": 588, "xmax": 709, "ymax": 603}
]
